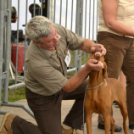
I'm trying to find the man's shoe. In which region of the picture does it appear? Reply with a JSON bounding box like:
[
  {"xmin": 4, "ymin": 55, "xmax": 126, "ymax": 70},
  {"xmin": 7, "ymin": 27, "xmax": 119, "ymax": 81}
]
[
  {"xmin": 62, "ymin": 125, "xmax": 80, "ymax": 134},
  {"xmin": 129, "ymin": 124, "xmax": 134, "ymax": 129},
  {"xmin": 0, "ymin": 113, "xmax": 17, "ymax": 134},
  {"xmin": 98, "ymin": 123, "xmax": 122, "ymax": 132}
]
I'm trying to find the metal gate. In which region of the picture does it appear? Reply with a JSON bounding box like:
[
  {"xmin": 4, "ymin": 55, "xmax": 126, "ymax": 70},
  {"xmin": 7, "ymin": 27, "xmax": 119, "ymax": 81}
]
[{"xmin": 0, "ymin": 0, "xmax": 98, "ymax": 117}]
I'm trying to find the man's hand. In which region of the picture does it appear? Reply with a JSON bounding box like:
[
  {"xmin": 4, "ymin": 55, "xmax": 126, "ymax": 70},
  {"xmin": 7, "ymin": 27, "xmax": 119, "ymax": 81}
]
[
  {"xmin": 62, "ymin": 58, "xmax": 104, "ymax": 92},
  {"xmin": 85, "ymin": 59, "xmax": 104, "ymax": 72},
  {"xmin": 79, "ymin": 39, "xmax": 106, "ymax": 56},
  {"xmin": 91, "ymin": 44, "xmax": 106, "ymax": 56}
]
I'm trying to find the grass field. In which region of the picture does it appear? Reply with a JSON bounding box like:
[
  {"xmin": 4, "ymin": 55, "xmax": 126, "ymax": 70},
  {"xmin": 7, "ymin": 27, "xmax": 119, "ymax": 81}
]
[{"xmin": 1, "ymin": 87, "xmax": 26, "ymax": 102}]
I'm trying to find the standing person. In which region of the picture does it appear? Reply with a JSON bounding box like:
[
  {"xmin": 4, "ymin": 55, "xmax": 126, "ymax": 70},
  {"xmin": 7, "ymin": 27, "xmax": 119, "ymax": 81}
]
[
  {"xmin": 97, "ymin": 0, "xmax": 134, "ymax": 132},
  {"xmin": 0, "ymin": 16, "xmax": 106, "ymax": 134}
]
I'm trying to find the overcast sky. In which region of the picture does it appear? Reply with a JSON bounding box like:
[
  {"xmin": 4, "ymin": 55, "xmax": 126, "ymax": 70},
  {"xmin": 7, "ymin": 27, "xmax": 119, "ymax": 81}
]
[
  {"xmin": 11, "ymin": 0, "xmax": 76, "ymax": 32},
  {"xmin": 11, "ymin": 0, "xmax": 98, "ymax": 40},
  {"xmin": 12, "ymin": 0, "xmax": 41, "ymax": 32}
]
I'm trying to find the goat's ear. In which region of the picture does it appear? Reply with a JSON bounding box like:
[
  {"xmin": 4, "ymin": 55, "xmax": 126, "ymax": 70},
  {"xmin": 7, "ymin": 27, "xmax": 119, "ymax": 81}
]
[{"xmin": 103, "ymin": 62, "xmax": 108, "ymax": 79}]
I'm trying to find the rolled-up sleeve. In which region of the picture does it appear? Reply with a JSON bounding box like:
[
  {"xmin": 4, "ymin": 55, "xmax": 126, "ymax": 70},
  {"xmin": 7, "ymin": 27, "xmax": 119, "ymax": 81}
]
[{"xmin": 64, "ymin": 28, "xmax": 84, "ymax": 50}]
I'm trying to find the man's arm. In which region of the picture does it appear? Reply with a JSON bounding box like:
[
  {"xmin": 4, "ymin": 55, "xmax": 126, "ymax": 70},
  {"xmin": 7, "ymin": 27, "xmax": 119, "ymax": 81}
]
[
  {"xmin": 62, "ymin": 58, "xmax": 104, "ymax": 92},
  {"xmin": 62, "ymin": 38, "xmax": 106, "ymax": 92},
  {"xmin": 79, "ymin": 39, "xmax": 106, "ymax": 55},
  {"xmin": 79, "ymin": 39, "xmax": 95, "ymax": 53}
]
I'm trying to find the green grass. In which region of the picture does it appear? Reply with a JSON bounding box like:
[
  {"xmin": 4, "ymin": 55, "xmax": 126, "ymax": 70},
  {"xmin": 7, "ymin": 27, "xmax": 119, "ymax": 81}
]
[{"xmin": 1, "ymin": 87, "xmax": 26, "ymax": 102}]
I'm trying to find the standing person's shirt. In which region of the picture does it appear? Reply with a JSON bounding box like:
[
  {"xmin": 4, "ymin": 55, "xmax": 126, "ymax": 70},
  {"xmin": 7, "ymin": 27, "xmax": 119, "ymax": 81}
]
[
  {"xmin": 25, "ymin": 23, "xmax": 84, "ymax": 96},
  {"xmin": 98, "ymin": 0, "xmax": 134, "ymax": 38}
]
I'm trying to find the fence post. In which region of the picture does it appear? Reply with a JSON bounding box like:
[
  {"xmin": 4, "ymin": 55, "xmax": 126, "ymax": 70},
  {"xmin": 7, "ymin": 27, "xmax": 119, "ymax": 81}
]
[
  {"xmin": 0, "ymin": 0, "xmax": 5, "ymax": 107},
  {"xmin": 3, "ymin": 0, "xmax": 12, "ymax": 103},
  {"xmin": 74, "ymin": 0, "xmax": 83, "ymax": 72},
  {"xmin": 49, "ymin": 0, "xmax": 54, "ymax": 22}
]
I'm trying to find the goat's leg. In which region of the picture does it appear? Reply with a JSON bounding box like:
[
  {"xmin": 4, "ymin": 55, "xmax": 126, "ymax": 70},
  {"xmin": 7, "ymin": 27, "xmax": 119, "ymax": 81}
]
[
  {"xmin": 110, "ymin": 115, "xmax": 115, "ymax": 134},
  {"xmin": 86, "ymin": 113, "xmax": 92, "ymax": 134},
  {"xmin": 117, "ymin": 102, "xmax": 128, "ymax": 134},
  {"xmin": 84, "ymin": 97, "xmax": 93, "ymax": 134},
  {"xmin": 103, "ymin": 112, "xmax": 111, "ymax": 134}
]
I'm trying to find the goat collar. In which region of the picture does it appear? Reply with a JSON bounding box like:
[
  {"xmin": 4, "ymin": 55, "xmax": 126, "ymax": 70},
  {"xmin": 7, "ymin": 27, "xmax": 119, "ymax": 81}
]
[{"xmin": 87, "ymin": 79, "xmax": 105, "ymax": 90}]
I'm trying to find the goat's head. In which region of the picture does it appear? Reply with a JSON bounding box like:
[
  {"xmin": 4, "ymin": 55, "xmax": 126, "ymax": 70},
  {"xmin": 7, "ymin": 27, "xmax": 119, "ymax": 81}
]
[{"xmin": 89, "ymin": 47, "xmax": 108, "ymax": 79}]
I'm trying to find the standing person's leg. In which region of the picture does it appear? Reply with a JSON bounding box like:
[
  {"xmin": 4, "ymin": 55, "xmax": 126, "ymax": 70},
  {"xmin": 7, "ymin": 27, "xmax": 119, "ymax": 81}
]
[
  {"xmin": 25, "ymin": 87, "xmax": 63, "ymax": 134},
  {"xmin": 62, "ymin": 80, "xmax": 88, "ymax": 130},
  {"xmin": 97, "ymin": 32, "xmax": 129, "ymax": 131},
  {"xmin": 122, "ymin": 39, "xmax": 134, "ymax": 129}
]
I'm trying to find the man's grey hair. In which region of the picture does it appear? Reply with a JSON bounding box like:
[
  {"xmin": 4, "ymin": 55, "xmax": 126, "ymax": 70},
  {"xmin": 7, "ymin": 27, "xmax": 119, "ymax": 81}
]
[{"xmin": 25, "ymin": 16, "xmax": 52, "ymax": 43}]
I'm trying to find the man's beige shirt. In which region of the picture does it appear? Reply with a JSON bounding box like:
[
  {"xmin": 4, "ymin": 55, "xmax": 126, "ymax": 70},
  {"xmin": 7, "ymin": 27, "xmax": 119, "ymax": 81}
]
[{"xmin": 25, "ymin": 23, "xmax": 84, "ymax": 96}]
